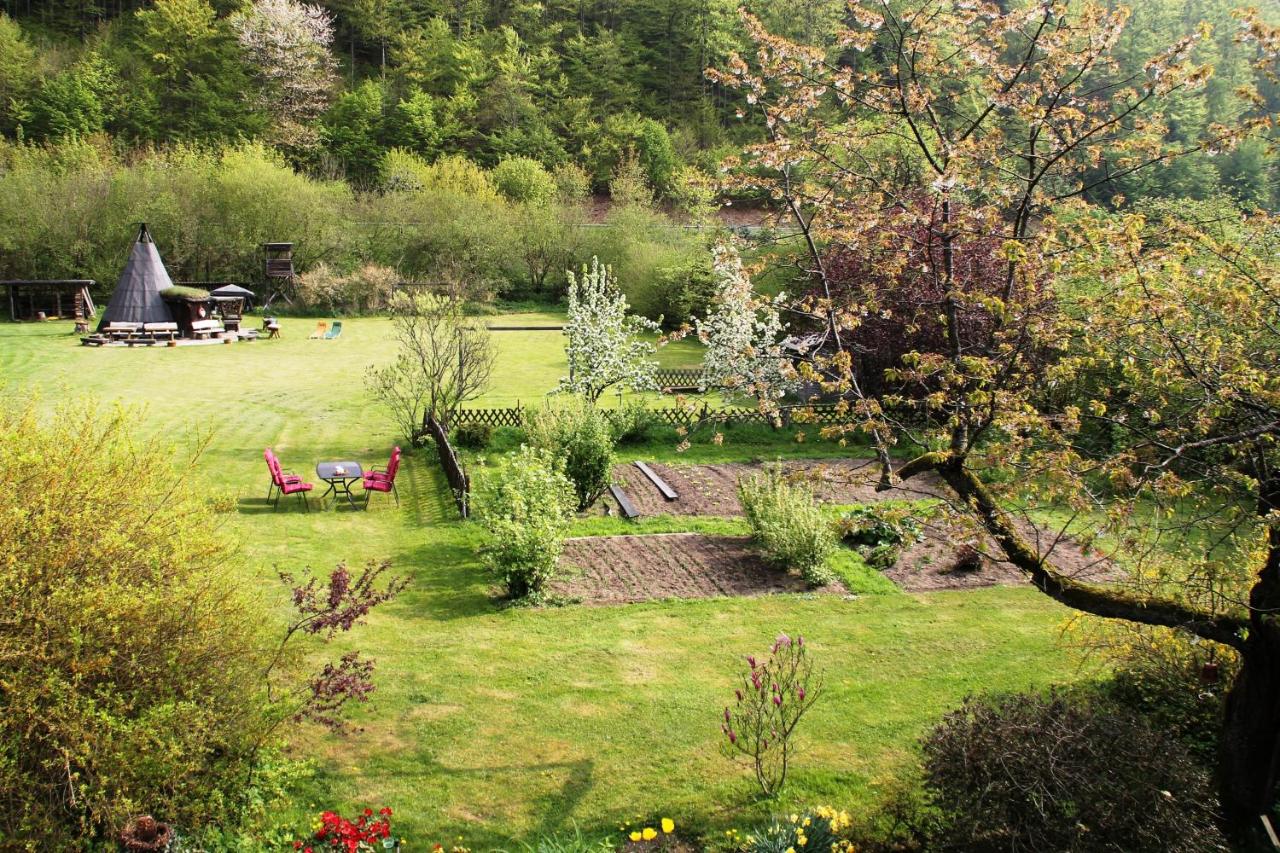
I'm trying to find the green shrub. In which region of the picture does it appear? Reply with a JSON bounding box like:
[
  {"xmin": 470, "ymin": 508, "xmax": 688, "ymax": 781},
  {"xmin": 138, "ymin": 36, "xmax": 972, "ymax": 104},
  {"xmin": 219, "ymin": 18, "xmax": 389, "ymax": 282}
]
[
  {"xmin": 1095, "ymin": 625, "xmax": 1236, "ymax": 765},
  {"xmin": 837, "ymin": 503, "xmax": 925, "ymax": 568},
  {"xmin": 478, "ymin": 445, "xmax": 576, "ymax": 601},
  {"xmin": 341, "ymin": 263, "xmax": 398, "ymax": 313},
  {"xmin": 605, "ymin": 400, "xmax": 657, "ymax": 445},
  {"xmin": 920, "ymin": 690, "xmax": 1226, "ymax": 853},
  {"xmin": 492, "ymin": 156, "xmax": 557, "ymax": 205},
  {"xmin": 737, "ymin": 466, "xmax": 838, "ymax": 586},
  {"xmin": 526, "ymin": 396, "xmax": 617, "ymax": 511},
  {"xmin": 0, "ymin": 401, "xmax": 277, "ymax": 843},
  {"xmin": 453, "ymin": 421, "xmax": 493, "ymax": 450}
]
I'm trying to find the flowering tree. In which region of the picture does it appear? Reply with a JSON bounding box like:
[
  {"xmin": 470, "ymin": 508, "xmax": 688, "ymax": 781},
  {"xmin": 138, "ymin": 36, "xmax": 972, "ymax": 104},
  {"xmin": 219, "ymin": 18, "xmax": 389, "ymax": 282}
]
[
  {"xmin": 722, "ymin": 633, "xmax": 822, "ymax": 796},
  {"xmin": 231, "ymin": 0, "xmax": 337, "ymax": 152},
  {"xmin": 558, "ymin": 256, "xmax": 660, "ymax": 403},
  {"xmin": 696, "ymin": 241, "xmax": 796, "ymax": 404},
  {"xmin": 712, "ymin": 0, "xmax": 1277, "ymax": 828}
]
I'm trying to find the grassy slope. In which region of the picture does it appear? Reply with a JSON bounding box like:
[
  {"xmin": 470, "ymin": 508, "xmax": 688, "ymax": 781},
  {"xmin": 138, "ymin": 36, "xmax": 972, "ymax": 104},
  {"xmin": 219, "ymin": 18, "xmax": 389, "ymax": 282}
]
[{"xmin": 0, "ymin": 317, "xmax": 1090, "ymax": 846}]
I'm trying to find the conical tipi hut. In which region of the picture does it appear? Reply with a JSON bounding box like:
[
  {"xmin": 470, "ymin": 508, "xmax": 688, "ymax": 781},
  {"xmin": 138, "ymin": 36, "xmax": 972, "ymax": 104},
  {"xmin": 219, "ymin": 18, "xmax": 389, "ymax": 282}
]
[{"xmin": 96, "ymin": 224, "xmax": 175, "ymax": 331}]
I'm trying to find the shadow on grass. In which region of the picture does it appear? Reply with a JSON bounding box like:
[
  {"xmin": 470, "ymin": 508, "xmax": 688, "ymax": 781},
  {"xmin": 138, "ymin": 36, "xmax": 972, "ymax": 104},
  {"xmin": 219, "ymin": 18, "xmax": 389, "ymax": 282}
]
[
  {"xmin": 237, "ymin": 495, "xmax": 315, "ymax": 514},
  {"xmin": 391, "ymin": 530, "xmax": 496, "ymax": 621}
]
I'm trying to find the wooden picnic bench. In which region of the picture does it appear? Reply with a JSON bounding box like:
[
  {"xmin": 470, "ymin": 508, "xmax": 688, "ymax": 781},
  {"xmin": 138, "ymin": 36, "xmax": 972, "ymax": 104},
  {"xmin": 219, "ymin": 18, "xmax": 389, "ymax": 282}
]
[
  {"xmin": 104, "ymin": 322, "xmax": 142, "ymax": 341},
  {"xmin": 143, "ymin": 322, "xmax": 178, "ymax": 342},
  {"xmin": 190, "ymin": 319, "xmax": 224, "ymax": 339},
  {"xmin": 633, "ymin": 461, "xmax": 678, "ymax": 501}
]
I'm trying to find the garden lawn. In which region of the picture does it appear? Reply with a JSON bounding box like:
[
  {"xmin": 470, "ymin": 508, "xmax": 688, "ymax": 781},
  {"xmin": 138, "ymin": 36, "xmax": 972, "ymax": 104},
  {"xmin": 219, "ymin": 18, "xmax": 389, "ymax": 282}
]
[{"xmin": 0, "ymin": 317, "xmax": 1097, "ymax": 847}]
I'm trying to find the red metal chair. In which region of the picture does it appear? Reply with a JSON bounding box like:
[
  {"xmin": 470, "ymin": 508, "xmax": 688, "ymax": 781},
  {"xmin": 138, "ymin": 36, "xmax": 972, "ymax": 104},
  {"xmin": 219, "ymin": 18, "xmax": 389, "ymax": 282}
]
[
  {"xmin": 362, "ymin": 446, "xmax": 401, "ymax": 508},
  {"xmin": 264, "ymin": 448, "xmax": 313, "ymax": 511}
]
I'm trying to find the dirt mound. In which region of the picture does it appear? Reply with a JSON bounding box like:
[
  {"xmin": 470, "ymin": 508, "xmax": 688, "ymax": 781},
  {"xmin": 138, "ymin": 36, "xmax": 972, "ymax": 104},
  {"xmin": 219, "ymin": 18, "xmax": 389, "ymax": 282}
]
[{"xmin": 555, "ymin": 533, "xmax": 842, "ymax": 605}]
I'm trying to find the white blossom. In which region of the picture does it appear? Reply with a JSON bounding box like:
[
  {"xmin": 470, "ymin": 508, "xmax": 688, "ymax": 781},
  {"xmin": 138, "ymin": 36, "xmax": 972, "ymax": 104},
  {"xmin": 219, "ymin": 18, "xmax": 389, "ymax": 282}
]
[
  {"xmin": 697, "ymin": 242, "xmax": 797, "ymax": 402},
  {"xmin": 231, "ymin": 0, "xmax": 337, "ymax": 151},
  {"xmin": 557, "ymin": 257, "xmax": 660, "ymax": 403}
]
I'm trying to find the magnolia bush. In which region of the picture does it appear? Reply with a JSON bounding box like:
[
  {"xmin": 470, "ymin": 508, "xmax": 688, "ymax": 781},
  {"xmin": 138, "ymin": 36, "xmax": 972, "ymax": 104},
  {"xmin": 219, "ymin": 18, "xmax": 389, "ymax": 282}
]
[
  {"xmin": 478, "ymin": 446, "xmax": 576, "ymax": 600},
  {"xmin": 558, "ymin": 256, "xmax": 660, "ymax": 402},
  {"xmin": 722, "ymin": 634, "xmax": 822, "ymax": 796},
  {"xmin": 525, "ymin": 396, "xmax": 617, "ymax": 511},
  {"xmin": 738, "ymin": 466, "xmax": 838, "ymax": 586}
]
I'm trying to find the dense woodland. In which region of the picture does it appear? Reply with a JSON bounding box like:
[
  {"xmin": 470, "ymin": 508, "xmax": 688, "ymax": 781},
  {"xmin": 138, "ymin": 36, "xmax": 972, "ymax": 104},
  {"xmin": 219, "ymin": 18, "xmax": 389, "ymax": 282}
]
[{"xmin": 0, "ymin": 0, "xmax": 1276, "ymax": 205}]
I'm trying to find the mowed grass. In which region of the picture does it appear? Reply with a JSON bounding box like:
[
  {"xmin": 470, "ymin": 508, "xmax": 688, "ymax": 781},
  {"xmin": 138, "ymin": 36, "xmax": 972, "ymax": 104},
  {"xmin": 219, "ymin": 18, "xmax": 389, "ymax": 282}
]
[{"xmin": 0, "ymin": 317, "xmax": 1093, "ymax": 846}]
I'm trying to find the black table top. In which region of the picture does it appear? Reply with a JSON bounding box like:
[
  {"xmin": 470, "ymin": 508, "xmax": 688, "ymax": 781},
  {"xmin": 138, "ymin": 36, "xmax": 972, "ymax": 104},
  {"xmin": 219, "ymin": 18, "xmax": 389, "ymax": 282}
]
[{"xmin": 316, "ymin": 461, "xmax": 363, "ymax": 480}]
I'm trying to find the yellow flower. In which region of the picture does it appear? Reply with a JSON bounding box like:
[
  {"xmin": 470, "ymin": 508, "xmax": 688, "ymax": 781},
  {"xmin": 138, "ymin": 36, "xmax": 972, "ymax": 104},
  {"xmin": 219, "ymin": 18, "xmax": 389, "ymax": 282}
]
[
  {"xmin": 642, "ymin": 828, "xmax": 657, "ymax": 841},
  {"xmin": 790, "ymin": 813, "xmax": 799, "ymax": 823},
  {"xmin": 661, "ymin": 818, "xmax": 675, "ymax": 834},
  {"xmin": 629, "ymin": 831, "xmax": 642, "ymax": 842}
]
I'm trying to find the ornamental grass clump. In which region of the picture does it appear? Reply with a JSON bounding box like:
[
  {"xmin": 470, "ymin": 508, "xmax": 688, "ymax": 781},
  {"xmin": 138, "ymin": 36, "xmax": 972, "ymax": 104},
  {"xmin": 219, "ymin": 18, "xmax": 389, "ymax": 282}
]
[
  {"xmin": 722, "ymin": 634, "xmax": 823, "ymax": 797},
  {"xmin": 478, "ymin": 445, "xmax": 576, "ymax": 601},
  {"xmin": 737, "ymin": 466, "xmax": 837, "ymax": 586}
]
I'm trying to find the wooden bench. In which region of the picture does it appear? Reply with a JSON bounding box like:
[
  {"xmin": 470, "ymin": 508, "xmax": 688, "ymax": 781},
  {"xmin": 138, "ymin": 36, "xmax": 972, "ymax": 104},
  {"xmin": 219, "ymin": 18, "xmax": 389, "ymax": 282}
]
[
  {"xmin": 104, "ymin": 322, "xmax": 142, "ymax": 341},
  {"xmin": 190, "ymin": 319, "xmax": 224, "ymax": 340},
  {"xmin": 143, "ymin": 322, "xmax": 178, "ymax": 342},
  {"xmin": 609, "ymin": 484, "xmax": 639, "ymax": 519},
  {"xmin": 633, "ymin": 461, "xmax": 678, "ymax": 501}
]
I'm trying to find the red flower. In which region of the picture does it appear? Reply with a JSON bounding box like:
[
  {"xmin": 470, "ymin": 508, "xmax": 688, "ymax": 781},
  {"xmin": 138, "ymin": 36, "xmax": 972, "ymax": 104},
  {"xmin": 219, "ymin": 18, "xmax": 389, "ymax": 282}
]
[
  {"xmin": 294, "ymin": 843, "xmax": 303, "ymax": 850},
  {"xmin": 380, "ymin": 806, "xmax": 393, "ymax": 816}
]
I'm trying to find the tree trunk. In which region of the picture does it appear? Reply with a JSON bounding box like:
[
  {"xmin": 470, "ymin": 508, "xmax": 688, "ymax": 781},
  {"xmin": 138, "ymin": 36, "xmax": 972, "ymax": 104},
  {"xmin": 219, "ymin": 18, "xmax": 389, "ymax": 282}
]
[
  {"xmin": 1220, "ymin": 631, "xmax": 1280, "ymax": 829},
  {"xmin": 1220, "ymin": 491, "xmax": 1280, "ymax": 830}
]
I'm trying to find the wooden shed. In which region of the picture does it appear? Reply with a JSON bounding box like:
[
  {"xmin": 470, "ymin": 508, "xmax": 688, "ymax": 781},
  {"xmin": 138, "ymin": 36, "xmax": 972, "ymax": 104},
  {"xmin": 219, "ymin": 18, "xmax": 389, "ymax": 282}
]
[{"xmin": 2, "ymin": 280, "xmax": 96, "ymax": 323}]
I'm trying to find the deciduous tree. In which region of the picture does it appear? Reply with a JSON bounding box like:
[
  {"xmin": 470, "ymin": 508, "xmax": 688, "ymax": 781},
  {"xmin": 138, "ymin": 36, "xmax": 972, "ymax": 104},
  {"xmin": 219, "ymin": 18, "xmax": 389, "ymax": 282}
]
[
  {"xmin": 367, "ymin": 289, "xmax": 496, "ymax": 443},
  {"xmin": 713, "ymin": 0, "xmax": 1276, "ymax": 830},
  {"xmin": 558, "ymin": 256, "xmax": 660, "ymax": 403}
]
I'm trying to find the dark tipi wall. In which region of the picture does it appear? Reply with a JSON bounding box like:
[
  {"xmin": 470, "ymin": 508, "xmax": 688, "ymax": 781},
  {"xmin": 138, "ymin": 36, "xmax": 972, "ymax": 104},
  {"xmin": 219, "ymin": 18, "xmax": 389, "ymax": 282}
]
[{"xmin": 97, "ymin": 225, "xmax": 175, "ymax": 330}]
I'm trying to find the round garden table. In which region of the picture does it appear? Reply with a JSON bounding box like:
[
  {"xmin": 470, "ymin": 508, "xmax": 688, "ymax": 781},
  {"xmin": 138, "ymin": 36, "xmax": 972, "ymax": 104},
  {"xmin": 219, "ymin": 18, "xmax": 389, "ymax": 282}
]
[{"xmin": 316, "ymin": 461, "xmax": 364, "ymax": 509}]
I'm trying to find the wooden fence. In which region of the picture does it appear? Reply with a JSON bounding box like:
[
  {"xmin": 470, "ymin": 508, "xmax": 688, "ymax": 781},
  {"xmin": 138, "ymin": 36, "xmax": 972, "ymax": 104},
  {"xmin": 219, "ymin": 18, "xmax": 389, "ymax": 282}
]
[
  {"xmin": 449, "ymin": 402, "xmax": 853, "ymax": 430},
  {"xmin": 653, "ymin": 367, "xmax": 702, "ymax": 392},
  {"xmin": 426, "ymin": 415, "xmax": 470, "ymax": 518}
]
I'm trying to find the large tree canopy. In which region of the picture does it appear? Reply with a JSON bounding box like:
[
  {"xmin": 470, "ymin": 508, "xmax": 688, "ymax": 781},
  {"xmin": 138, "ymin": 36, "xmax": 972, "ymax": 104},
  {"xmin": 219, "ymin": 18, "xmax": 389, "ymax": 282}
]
[{"xmin": 713, "ymin": 0, "xmax": 1279, "ymax": 832}]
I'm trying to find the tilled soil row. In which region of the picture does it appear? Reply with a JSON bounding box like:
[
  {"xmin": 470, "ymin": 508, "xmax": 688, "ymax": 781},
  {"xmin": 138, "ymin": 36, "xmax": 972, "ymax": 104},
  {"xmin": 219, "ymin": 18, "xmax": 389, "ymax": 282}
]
[{"xmin": 555, "ymin": 533, "xmax": 841, "ymax": 604}]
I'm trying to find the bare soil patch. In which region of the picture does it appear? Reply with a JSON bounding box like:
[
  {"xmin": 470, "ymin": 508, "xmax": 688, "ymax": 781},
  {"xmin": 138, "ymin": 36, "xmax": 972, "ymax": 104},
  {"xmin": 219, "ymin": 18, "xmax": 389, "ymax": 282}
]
[
  {"xmin": 884, "ymin": 517, "xmax": 1121, "ymax": 592},
  {"xmin": 611, "ymin": 458, "xmax": 944, "ymax": 518},
  {"xmin": 607, "ymin": 459, "xmax": 1121, "ymax": 594},
  {"xmin": 555, "ymin": 533, "xmax": 842, "ymax": 605}
]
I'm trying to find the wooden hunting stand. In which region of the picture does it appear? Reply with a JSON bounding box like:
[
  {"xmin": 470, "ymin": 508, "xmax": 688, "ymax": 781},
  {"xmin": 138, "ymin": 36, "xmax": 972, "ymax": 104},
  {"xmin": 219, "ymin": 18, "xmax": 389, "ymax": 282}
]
[{"xmin": 262, "ymin": 243, "xmax": 295, "ymax": 307}]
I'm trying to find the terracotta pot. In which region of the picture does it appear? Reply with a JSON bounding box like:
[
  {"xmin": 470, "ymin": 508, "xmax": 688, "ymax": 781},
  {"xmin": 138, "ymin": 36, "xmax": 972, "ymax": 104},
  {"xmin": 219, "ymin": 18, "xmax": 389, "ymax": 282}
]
[
  {"xmin": 1200, "ymin": 661, "xmax": 1220, "ymax": 684},
  {"xmin": 121, "ymin": 815, "xmax": 172, "ymax": 852}
]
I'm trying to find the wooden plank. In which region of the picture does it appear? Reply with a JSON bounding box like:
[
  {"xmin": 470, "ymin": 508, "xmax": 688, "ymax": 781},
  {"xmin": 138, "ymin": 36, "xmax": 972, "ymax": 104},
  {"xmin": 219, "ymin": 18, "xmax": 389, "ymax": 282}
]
[
  {"xmin": 1262, "ymin": 814, "xmax": 1280, "ymax": 850},
  {"xmin": 609, "ymin": 484, "xmax": 639, "ymax": 519},
  {"xmin": 633, "ymin": 461, "xmax": 678, "ymax": 501}
]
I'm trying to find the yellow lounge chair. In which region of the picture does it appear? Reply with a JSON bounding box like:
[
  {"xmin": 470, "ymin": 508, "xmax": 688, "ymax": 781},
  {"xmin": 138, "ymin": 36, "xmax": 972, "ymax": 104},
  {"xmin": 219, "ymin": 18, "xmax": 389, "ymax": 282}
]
[{"xmin": 308, "ymin": 321, "xmax": 328, "ymax": 339}]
